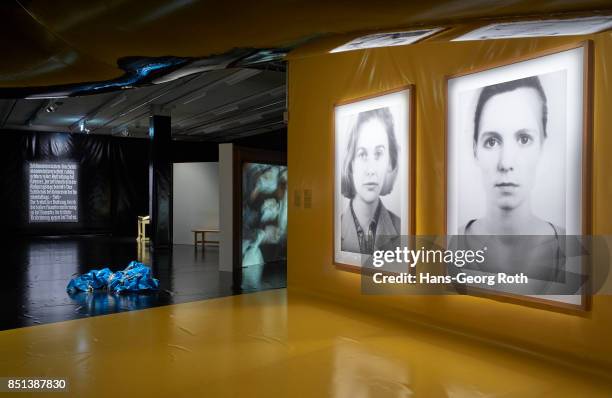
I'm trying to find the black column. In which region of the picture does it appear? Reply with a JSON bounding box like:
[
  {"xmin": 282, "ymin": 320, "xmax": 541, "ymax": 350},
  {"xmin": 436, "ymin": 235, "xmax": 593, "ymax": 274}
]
[{"xmin": 149, "ymin": 115, "xmax": 172, "ymax": 249}]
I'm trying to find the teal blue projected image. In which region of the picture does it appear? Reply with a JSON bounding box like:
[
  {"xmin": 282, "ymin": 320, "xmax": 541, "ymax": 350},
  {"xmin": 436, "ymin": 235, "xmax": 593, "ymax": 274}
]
[{"xmin": 241, "ymin": 163, "xmax": 287, "ymax": 267}]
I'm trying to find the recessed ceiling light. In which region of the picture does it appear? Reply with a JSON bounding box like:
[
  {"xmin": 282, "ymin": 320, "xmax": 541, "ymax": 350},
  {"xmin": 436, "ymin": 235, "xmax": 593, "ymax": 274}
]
[{"xmin": 24, "ymin": 93, "xmax": 70, "ymax": 100}]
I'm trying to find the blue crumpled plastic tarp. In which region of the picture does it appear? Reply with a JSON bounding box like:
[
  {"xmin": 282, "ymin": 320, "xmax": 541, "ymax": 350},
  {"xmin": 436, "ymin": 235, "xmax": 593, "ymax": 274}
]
[{"xmin": 66, "ymin": 261, "xmax": 159, "ymax": 294}]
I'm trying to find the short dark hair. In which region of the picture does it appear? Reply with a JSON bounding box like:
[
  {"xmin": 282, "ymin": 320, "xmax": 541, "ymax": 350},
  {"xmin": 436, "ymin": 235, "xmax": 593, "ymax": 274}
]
[
  {"xmin": 341, "ymin": 107, "xmax": 399, "ymax": 199},
  {"xmin": 474, "ymin": 75, "xmax": 548, "ymax": 152}
]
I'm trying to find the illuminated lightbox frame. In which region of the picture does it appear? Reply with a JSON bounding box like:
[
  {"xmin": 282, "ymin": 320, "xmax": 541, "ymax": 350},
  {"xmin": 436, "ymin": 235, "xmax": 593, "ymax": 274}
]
[
  {"xmin": 445, "ymin": 42, "xmax": 593, "ymax": 312},
  {"xmin": 333, "ymin": 87, "xmax": 415, "ymax": 272},
  {"xmin": 330, "ymin": 28, "xmax": 444, "ymax": 53},
  {"xmin": 28, "ymin": 162, "xmax": 79, "ymax": 224},
  {"xmin": 453, "ymin": 15, "xmax": 612, "ymax": 41}
]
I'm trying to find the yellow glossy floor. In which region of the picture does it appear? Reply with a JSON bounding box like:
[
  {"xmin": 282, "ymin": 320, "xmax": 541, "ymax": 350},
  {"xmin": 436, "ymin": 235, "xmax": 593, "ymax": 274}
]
[{"xmin": 1, "ymin": 288, "xmax": 611, "ymax": 397}]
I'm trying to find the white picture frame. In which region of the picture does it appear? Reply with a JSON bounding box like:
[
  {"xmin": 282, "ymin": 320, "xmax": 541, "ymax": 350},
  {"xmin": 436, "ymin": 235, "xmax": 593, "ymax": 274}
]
[{"xmin": 446, "ymin": 42, "xmax": 592, "ymax": 311}]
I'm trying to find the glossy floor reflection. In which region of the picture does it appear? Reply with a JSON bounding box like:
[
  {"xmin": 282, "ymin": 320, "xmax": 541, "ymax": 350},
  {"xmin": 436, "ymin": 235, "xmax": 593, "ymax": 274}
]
[
  {"xmin": 0, "ymin": 289, "xmax": 609, "ymax": 397},
  {"xmin": 0, "ymin": 237, "xmax": 286, "ymax": 331}
]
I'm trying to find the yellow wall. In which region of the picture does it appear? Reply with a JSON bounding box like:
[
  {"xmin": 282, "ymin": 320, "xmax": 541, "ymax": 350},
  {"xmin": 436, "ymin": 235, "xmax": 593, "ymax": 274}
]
[{"xmin": 287, "ymin": 30, "xmax": 612, "ymax": 373}]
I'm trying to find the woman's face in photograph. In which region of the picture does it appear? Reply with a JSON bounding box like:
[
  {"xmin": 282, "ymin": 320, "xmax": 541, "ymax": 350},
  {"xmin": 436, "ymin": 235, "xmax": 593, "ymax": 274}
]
[
  {"xmin": 352, "ymin": 118, "xmax": 391, "ymax": 204},
  {"xmin": 476, "ymin": 87, "xmax": 544, "ymax": 212}
]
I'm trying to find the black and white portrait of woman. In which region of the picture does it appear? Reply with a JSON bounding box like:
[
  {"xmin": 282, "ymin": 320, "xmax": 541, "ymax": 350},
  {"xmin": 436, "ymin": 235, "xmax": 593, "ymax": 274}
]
[
  {"xmin": 461, "ymin": 75, "xmax": 566, "ymax": 237},
  {"xmin": 334, "ymin": 88, "xmax": 411, "ymax": 268},
  {"xmin": 447, "ymin": 45, "xmax": 590, "ymax": 306}
]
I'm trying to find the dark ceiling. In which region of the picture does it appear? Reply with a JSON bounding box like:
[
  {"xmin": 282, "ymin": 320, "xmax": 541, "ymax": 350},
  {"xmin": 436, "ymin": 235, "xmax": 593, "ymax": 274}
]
[
  {"xmin": 2, "ymin": 0, "xmax": 611, "ymax": 142},
  {"xmin": 4, "ymin": 0, "xmax": 612, "ymax": 88},
  {"xmin": 0, "ymin": 67, "xmax": 286, "ymax": 141}
]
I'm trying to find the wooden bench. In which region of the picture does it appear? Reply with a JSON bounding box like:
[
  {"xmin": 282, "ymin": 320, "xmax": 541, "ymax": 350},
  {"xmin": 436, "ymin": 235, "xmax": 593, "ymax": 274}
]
[{"xmin": 193, "ymin": 228, "xmax": 220, "ymax": 248}]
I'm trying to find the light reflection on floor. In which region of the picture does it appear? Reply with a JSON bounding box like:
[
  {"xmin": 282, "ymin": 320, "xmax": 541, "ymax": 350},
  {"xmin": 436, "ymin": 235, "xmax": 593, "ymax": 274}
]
[
  {"xmin": 0, "ymin": 237, "xmax": 286, "ymax": 330},
  {"xmin": 0, "ymin": 289, "xmax": 609, "ymax": 397}
]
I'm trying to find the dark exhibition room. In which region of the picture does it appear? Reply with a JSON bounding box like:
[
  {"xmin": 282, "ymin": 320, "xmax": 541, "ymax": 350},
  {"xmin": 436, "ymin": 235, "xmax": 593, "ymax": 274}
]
[{"xmin": 1, "ymin": 1, "xmax": 612, "ymax": 397}]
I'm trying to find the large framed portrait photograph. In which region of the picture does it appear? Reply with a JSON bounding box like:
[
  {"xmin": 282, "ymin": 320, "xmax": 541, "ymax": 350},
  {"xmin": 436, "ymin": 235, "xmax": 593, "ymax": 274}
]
[
  {"xmin": 334, "ymin": 87, "xmax": 414, "ymax": 271},
  {"xmin": 446, "ymin": 42, "xmax": 592, "ymax": 311}
]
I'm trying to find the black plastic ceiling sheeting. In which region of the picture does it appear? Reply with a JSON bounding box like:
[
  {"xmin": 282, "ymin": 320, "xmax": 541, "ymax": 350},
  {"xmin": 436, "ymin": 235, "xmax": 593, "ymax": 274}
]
[
  {"xmin": 0, "ymin": 48, "xmax": 289, "ymax": 99},
  {"xmin": 0, "ymin": 130, "xmax": 149, "ymax": 236}
]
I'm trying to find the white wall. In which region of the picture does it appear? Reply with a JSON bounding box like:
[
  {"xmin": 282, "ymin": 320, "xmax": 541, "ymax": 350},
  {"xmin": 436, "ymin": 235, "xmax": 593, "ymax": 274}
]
[
  {"xmin": 172, "ymin": 162, "xmax": 219, "ymax": 245},
  {"xmin": 219, "ymin": 144, "xmax": 233, "ymax": 272}
]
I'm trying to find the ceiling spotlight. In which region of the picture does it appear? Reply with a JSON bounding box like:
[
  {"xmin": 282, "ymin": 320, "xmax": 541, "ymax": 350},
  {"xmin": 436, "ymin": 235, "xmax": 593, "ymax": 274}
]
[
  {"xmin": 44, "ymin": 100, "xmax": 63, "ymax": 113},
  {"xmin": 79, "ymin": 120, "xmax": 90, "ymax": 134}
]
